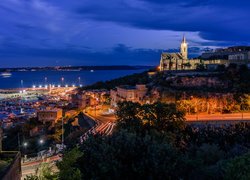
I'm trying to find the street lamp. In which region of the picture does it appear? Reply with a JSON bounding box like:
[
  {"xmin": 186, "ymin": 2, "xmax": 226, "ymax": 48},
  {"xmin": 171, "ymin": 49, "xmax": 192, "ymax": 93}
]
[
  {"xmin": 78, "ymin": 77, "xmax": 81, "ymax": 86},
  {"xmin": 21, "ymin": 80, "xmax": 24, "ymax": 88},
  {"xmin": 23, "ymin": 142, "xmax": 28, "ymax": 147},
  {"xmin": 39, "ymin": 139, "xmax": 44, "ymax": 145},
  {"xmin": 61, "ymin": 77, "xmax": 64, "ymax": 86},
  {"xmin": 23, "ymin": 142, "xmax": 28, "ymax": 162},
  {"xmin": 61, "ymin": 117, "xmax": 64, "ymax": 151}
]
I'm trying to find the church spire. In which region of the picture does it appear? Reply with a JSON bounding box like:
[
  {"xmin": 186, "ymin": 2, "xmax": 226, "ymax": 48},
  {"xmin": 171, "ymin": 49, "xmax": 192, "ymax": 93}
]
[{"xmin": 182, "ymin": 34, "xmax": 186, "ymax": 44}]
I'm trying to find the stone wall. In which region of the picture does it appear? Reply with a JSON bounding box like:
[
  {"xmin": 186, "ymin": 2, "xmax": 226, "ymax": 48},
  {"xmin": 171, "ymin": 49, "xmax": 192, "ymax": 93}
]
[{"xmin": 171, "ymin": 76, "xmax": 228, "ymax": 88}]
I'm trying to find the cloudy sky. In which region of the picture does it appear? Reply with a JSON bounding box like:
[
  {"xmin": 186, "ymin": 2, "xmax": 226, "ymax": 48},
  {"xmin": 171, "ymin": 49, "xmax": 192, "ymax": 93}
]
[{"xmin": 0, "ymin": 0, "xmax": 249, "ymax": 67}]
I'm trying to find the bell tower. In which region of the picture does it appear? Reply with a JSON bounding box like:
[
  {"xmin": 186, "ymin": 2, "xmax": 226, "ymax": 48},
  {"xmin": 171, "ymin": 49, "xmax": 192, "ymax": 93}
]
[{"xmin": 180, "ymin": 35, "xmax": 188, "ymax": 59}]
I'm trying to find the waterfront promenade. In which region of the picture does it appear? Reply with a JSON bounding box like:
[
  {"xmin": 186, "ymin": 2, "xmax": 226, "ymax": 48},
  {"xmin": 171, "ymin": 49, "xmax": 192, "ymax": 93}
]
[{"xmin": 0, "ymin": 87, "xmax": 76, "ymax": 99}]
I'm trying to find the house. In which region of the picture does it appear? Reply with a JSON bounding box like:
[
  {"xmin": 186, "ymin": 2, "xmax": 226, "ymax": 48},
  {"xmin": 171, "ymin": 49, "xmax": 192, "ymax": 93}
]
[
  {"xmin": 37, "ymin": 108, "xmax": 63, "ymax": 124},
  {"xmin": 111, "ymin": 84, "xmax": 148, "ymax": 107}
]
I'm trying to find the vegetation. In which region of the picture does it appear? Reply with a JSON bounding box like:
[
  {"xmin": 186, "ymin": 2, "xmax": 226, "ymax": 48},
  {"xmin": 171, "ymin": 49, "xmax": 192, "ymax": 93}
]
[
  {"xmin": 24, "ymin": 163, "xmax": 58, "ymax": 180},
  {"xmin": 58, "ymin": 102, "xmax": 250, "ymax": 179},
  {"xmin": 0, "ymin": 159, "xmax": 12, "ymax": 172},
  {"xmin": 57, "ymin": 148, "xmax": 83, "ymax": 180},
  {"xmin": 81, "ymin": 71, "xmax": 151, "ymax": 90}
]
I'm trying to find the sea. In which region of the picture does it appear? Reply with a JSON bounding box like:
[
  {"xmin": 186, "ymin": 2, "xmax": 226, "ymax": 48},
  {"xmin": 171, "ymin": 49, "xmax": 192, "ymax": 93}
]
[{"xmin": 0, "ymin": 69, "xmax": 147, "ymax": 89}]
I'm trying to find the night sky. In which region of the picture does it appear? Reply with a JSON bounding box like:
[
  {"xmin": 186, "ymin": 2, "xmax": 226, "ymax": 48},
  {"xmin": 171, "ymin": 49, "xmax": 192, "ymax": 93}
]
[{"xmin": 0, "ymin": 0, "xmax": 249, "ymax": 67}]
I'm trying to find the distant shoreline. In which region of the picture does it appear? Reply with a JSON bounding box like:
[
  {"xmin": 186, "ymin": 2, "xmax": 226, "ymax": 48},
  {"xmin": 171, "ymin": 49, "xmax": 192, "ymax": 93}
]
[
  {"xmin": 0, "ymin": 68, "xmax": 149, "ymax": 89},
  {"xmin": 0, "ymin": 65, "xmax": 155, "ymax": 72}
]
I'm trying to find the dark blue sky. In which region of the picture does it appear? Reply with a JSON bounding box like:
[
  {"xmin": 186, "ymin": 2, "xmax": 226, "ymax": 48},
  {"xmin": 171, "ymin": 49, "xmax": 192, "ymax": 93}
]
[{"xmin": 0, "ymin": 0, "xmax": 249, "ymax": 67}]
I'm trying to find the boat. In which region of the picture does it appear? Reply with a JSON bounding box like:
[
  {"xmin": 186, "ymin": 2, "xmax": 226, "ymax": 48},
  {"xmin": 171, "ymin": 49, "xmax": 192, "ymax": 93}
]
[{"xmin": 1, "ymin": 72, "xmax": 12, "ymax": 77}]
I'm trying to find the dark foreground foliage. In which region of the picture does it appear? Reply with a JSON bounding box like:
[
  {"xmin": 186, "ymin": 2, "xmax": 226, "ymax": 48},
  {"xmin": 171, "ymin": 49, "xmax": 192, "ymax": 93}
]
[{"xmin": 58, "ymin": 102, "xmax": 250, "ymax": 180}]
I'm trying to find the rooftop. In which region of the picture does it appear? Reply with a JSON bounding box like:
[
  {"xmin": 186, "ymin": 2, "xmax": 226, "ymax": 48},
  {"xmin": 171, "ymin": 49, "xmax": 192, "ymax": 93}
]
[
  {"xmin": 118, "ymin": 85, "xmax": 136, "ymax": 90},
  {"xmin": 161, "ymin": 53, "xmax": 184, "ymax": 60}
]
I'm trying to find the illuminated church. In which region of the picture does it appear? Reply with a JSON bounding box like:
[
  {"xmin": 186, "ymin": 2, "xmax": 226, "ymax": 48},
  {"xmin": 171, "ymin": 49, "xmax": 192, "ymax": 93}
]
[{"xmin": 160, "ymin": 36, "xmax": 191, "ymax": 71}]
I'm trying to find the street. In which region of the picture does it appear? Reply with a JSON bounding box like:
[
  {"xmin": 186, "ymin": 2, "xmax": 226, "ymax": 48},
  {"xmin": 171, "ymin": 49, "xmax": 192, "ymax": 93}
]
[{"xmin": 21, "ymin": 155, "xmax": 61, "ymax": 179}]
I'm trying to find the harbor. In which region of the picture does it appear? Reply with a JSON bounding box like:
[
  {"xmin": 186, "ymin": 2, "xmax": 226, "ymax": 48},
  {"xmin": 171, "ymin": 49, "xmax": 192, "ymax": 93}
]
[{"xmin": 0, "ymin": 86, "xmax": 77, "ymax": 129}]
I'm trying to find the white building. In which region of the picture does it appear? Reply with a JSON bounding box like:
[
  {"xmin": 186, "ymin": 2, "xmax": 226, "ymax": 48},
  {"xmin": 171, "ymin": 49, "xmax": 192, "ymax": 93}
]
[{"xmin": 111, "ymin": 85, "xmax": 148, "ymax": 107}]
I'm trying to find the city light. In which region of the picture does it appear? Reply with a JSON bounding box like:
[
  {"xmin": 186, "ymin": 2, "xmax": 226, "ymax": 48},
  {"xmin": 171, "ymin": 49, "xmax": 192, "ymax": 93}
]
[
  {"xmin": 52, "ymin": 85, "xmax": 55, "ymax": 88},
  {"xmin": 65, "ymin": 84, "xmax": 68, "ymax": 88},
  {"xmin": 32, "ymin": 85, "xmax": 36, "ymax": 88},
  {"xmin": 45, "ymin": 85, "xmax": 48, "ymax": 89},
  {"xmin": 39, "ymin": 85, "xmax": 42, "ymax": 88},
  {"xmin": 39, "ymin": 139, "xmax": 44, "ymax": 144},
  {"xmin": 72, "ymin": 84, "xmax": 75, "ymax": 87},
  {"xmin": 80, "ymin": 84, "xmax": 83, "ymax": 87},
  {"xmin": 23, "ymin": 142, "xmax": 28, "ymax": 147},
  {"xmin": 58, "ymin": 85, "xmax": 61, "ymax": 88}
]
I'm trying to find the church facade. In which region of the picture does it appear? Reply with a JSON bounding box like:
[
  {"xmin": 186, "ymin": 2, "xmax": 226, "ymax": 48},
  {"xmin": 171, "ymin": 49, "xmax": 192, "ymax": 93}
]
[{"xmin": 160, "ymin": 36, "xmax": 195, "ymax": 71}]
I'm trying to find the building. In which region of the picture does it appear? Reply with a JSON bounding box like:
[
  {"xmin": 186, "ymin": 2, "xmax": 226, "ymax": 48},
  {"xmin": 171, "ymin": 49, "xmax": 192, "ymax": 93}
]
[
  {"xmin": 228, "ymin": 52, "xmax": 250, "ymax": 65},
  {"xmin": 160, "ymin": 37, "xmax": 250, "ymax": 72},
  {"xmin": 65, "ymin": 110, "xmax": 78, "ymax": 118},
  {"xmin": 160, "ymin": 36, "xmax": 189, "ymax": 71},
  {"xmin": 71, "ymin": 93, "xmax": 90, "ymax": 109},
  {"xmin": 160, "ymin": 36, "xmax": 201, "ymax": 71},
  {"xmin": 201, "ymin": 46, "xmax": 250, "ymax": 66},
  {"xmin": 203, "ymin": 59, "xmax": 228, "ymax": 70},
  {"xmin": 37, "ymin": 108, "xmax": 63, "ymax": 124},
  {"xmin": 111, "ymin": 84, "xmax": 148, "ymax": 107},
  {"xmin": 71, "ymin": 90, "xmax": 109, "ymax": 109},
  {"xmin": 201, "ymin": 46, "xmax": 250, "ymax": 60}
]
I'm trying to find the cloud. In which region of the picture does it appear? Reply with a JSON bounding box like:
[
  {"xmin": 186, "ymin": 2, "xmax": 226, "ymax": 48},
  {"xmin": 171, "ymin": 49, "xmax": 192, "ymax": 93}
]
[
  {"xmin": 75, "ymin": 0, "xmax": 250, "ymax": 43},
  {"xmin": 0, "ymin": 0, "xmax": 249, "ymax": 67},
  {"xmin": 0, "ymin": 42, "xmax": 204, "ymax": 68},
  {"xmin": 0, "ymin": 43, "xmax": 160, "ymax": 67}
]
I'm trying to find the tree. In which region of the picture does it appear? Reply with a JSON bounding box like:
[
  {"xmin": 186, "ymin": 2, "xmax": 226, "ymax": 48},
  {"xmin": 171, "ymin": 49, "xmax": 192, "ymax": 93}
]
[
  {"xmin": 196, "ymin": 63, "xmax": 205, "ymax": 71},
  {"xmin": 216, "ymin": 64, "xmax": 226, "ymax": 72},
  {"xmin": 24, "ymin": 175, "xmax": 39, "ymax": 180},
  {"xmin": 115, "ymin": 101, "xmax": 142, "ymax": 132},
  {"xmin": 150, "ymin": 102, "xmax": 186, "ymax": 132},
  {"xmin": 57, "ymin": 147, "xmax": 83, "ymax": 180},
  {"xmin": 116, "ymin": 101, "xmax": 186, "ymax": 133},
  {"xmin": 77, "ymin": 131, "xmax": 183, "ymax": 180},
  {"xmin": 58, "ymin": 100, "xmax": 250, "ymax": 179},
  {"xmin": 223, "ymin": 152, "xmax": 250, "ymax": 180},
  {"xmin": 24, "ymin": 163, "xmax": 58, "ymax": 180}
]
